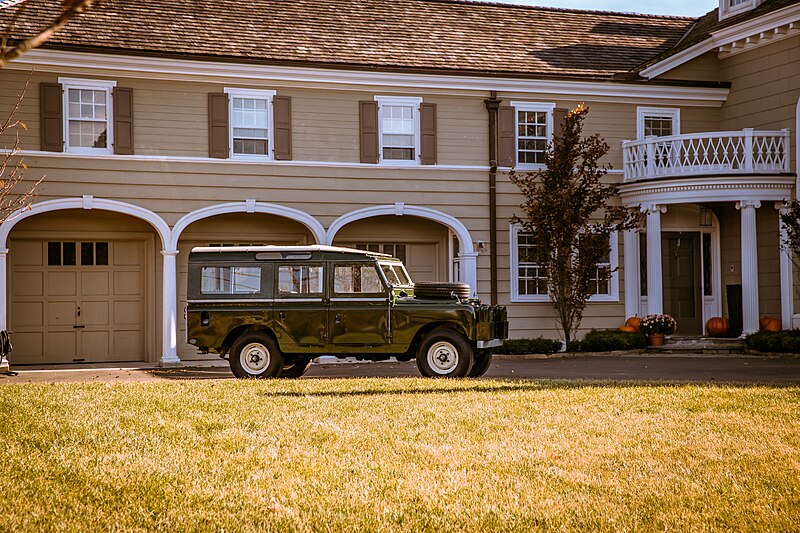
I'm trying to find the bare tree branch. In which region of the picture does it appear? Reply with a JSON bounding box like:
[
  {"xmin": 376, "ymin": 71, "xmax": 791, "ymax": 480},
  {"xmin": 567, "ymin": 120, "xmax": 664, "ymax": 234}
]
[{"xmin": 1, "ymin": 0, "xmax": 97, "ymax": 68}]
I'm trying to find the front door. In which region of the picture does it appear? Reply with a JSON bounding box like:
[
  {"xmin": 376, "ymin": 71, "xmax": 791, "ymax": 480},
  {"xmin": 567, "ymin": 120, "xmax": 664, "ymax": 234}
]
[
  {"xmin": 327, "ymin": 262, "xmax": 390, "ymax": 352},
  {"xmin": 662, "ymin": 232, "xmax": 702, "ymax": 335}
]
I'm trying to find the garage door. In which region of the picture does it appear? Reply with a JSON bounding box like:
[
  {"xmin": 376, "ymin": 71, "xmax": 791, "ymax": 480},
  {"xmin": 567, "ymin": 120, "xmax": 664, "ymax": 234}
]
[{"xmin": 9, "ymin": 239, "xmax": 146, "ymax": 364}]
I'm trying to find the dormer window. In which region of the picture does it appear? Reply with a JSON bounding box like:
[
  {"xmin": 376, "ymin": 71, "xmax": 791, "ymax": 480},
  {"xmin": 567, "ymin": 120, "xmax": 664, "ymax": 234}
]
[{"xmin": 719, "ymin": 0, "xmax": 761, "ymax": 20}]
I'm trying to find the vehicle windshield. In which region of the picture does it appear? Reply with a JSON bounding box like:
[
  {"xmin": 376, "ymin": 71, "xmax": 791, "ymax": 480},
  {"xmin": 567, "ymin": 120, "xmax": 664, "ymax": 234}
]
[{"xmin": 380, "ymin": 262, "xmax": 413, "ymax": 287}]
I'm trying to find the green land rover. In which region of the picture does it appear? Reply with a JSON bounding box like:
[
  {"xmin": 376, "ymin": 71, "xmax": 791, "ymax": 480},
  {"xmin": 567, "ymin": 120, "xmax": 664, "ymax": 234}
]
[{"xmin": 186, "ymin": 245, "xmax": 507, "ymax": 379}]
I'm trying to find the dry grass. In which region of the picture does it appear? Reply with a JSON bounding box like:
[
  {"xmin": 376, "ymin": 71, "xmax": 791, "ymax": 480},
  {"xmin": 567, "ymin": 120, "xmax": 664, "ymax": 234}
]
[{"xmin": 1, "ymin": 379, "xmax": 798, "ymax": 532}]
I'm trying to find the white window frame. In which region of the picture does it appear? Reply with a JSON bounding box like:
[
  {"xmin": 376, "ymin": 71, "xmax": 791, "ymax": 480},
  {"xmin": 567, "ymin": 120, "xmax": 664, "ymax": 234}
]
[
  {"xmin": 509, "ymin": 225, "xmax": 619, "ymax": 303},
  {"xmin": 636, "ymin": 107, "xmax": 680, "ymax": 139},
  {"xmin": 374, "ymin": 95, "xmax": 422, "ymax": 166},
  {"xmin": 719, "ymin": 0, "xmax": 760, "ymax": 20},
  {"xmin": 510, "ymin": 101, "xmax": 556, "ymax": 170},
  {"xmin": 59, "ymin": 77, "xmax": 116, "ymax": 155},
  {"xmin": 224, "ymin": 87, "xmax": 276, "ymax": 160}
]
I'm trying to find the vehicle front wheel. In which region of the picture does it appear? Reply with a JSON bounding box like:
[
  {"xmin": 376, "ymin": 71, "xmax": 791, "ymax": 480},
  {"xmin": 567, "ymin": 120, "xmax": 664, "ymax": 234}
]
[
  {"xmin": 416, "ymin": 330, "xmax": 473, "ymax": 378},
  {"xmin": 229, "ymin": 332, "xmax": 283, "ymax": 379},
  {"xmin": 467, "ymin": 349, "xmax": 493, "ymax": 378},
  {"xmin": 279, "ymin": 356, "xmax": 312, "ymax": 379}
]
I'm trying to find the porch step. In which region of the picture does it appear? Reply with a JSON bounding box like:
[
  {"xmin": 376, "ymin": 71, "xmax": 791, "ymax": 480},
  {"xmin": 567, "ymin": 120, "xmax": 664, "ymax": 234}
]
[{"xmin": 647, "ymin": 336, "xmax": 746, "ymax": 355}]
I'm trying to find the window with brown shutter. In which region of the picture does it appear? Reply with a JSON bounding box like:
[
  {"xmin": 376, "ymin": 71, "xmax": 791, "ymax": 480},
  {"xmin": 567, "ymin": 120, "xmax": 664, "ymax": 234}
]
[
  {"xmin": 273, "ymin": 95, "xmax": 292, "ymax": 160},
  {"xmin": 497, "ymin": 106, "xmax": 515, "ymax": 167},
  {"xmin": 359, "ymin": 101, "xmax": 379, "ymax": 164},
  {"xmin": 40, "ymin": 83, "xmax": 63, "ymax": 152},
  {"xmin": 420, "ymin": 102, "xmax": 437, "ymax": 165},
  {"xmin": 208, "ymin": 92, "xmax": 229, "ymax": 158},
  {"xmin": 113, "ymin": 87, "xmax": 134, "ymax": 155}
]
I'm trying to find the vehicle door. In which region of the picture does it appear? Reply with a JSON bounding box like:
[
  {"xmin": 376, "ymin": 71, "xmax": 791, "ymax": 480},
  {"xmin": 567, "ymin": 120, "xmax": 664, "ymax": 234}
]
[
  {"xmin": 327, "ymin": 261, "xmax": 391, "ymax": 351},
  {"xmin": 272, "ymin": 262, "xmax": 327, "ymax": 349}
]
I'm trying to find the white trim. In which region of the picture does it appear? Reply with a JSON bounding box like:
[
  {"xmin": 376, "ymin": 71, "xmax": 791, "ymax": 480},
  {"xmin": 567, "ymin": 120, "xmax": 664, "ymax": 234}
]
[
  {"xmin": 374, "ymin": 95, "xmax": 422, "ymax": 166},
  {"xmin": 719, "ymin": 0, "xmax": 760, "ymax": 21},
  {"xmin": 510, "ymin": 101, "xmax": 556, "ymax": 171},
  {"xmin": 14, "ymin": 49, "xmax": 730, "ymax": 105},
  {"xmin": 224, "ymin": 87, "xmax": 276, "ymax": 160},
  {"xmin": 509, "ymin": 224, "xmax": 619, "ymax": 304},
  {"xmin": 169, "ymin": 201, "xmax": 326, "ymax": 250},
  {"xmin": 641, "ymin": 3, "xmax": 800, "ymax": 78},
  {"xmin": 618, "ymin": 176, "xmax": 795, "ymax": 205},
  {"xmin": 636, "ymin": 107, "xmax": 680, "ymax": 139},
  {"xmin": 59, "ymin": 77, "xmax": 117, "ymax": 155}
]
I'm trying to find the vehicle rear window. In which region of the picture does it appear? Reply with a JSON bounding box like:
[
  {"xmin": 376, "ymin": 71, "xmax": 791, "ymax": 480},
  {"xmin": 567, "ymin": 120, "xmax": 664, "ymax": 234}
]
[
  {"xmin": 278, "ymin": 265, "xmax": 323, "ymax": 295},
  {"xmin": 201, "ymin": 266, "xmax": 261, "ymax": 294}
]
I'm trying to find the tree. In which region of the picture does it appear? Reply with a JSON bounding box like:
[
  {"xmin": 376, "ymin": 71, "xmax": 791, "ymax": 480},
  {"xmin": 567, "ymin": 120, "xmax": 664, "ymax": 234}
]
[{"xmin": 509, "ymin": 103, "xmax": 640, "ymax": 344}]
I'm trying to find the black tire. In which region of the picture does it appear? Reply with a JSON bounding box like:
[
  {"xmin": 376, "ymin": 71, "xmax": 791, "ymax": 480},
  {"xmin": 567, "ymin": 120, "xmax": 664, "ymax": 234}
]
[
  {"xmin": 229, "ymin": 332, "xmax": 283, "ymax": 379},
  {"xmin": 467, "ymin": 350, "xmax": 493, "ymax": 378},
  {"xmin": 416, "ymin": 329, "xmax": 473, "ymax": 378},
  {"xmin": 414, "ymin": 281, "xmax": 471, "ymax": 300},
  {"xmin": 279, "ymin": 356, "xmax": 312, "ymax": 379}
]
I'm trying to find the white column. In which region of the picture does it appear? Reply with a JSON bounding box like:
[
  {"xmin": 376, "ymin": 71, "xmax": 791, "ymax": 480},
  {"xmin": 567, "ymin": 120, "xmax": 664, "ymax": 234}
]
[
  {"xmin": 459, "ymin": 252, "xmax": 479, "ymax": 298},
  {"xmin": 777, "ymin": 202, "xmax": 793, "ymax": 330},
  {"xmin": 736, "ymin": 200, "xmax": 761, "ymax": 334},
  {"xmin": 642, "ymin": 204, "xmax": 666, "ymax": 315},
  {"xmin": 0, "ymin": 248, "xmax": 8, "ymax": 373},
  {"xmin": 161, "ymin": 249, "xmax": 182, "ymax": 366},
  {"xmin": 623, "ymin": 229, "xmax": 640, "ymax": 318}
]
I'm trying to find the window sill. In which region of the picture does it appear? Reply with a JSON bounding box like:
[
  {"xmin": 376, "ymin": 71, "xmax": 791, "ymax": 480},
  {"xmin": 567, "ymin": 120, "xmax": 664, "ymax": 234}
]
[{"xmin": 379, "ymin": 159, "xmax": 420, "ymax": 166}]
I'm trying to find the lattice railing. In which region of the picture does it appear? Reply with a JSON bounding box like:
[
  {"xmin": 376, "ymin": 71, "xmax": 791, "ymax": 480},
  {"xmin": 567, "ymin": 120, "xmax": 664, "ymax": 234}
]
[{"xmin": 623, "ymin": 129, "xmax": 791, "ymax": 182}]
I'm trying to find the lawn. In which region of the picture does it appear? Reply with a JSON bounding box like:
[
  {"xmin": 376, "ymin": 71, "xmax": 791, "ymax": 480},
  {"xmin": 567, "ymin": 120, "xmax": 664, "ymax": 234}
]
[{"xmin": 1, "ymin": 379, "xmax": 798, "ymax": 532}]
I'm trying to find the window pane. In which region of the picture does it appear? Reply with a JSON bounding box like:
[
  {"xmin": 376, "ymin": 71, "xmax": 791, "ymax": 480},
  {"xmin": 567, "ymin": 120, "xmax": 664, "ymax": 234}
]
[
  {"xmin": 48, "ymin": 242, "xmax": 61, "ymax": 266},
  {"xmin": 201, "ymin": 266, "xmax": 261, "ymax": 294},
  {"xmin": 644, "ymin": 117, "xmax": 673, "ymax": 137},
  {"xmin": 278, "ymin": 265, "xmax": 322, "ymax": 295},
  {"xmin": 334, "ymin": 265, "xmax": 384, "ymax": 294},
  {"xmin": 383, "ymin": 147, "xmax": 414, "ymax": 160},
  {"xmin": 81, "ymin": 242, "xmax": 94, "ymax": 266},
  {"xmin": 63, "ymin": 242, "xmax": 76, "ymax": 266},
  {"xmin": 95, "ymin": 242, "xmax": 109, "ymax": 266}
]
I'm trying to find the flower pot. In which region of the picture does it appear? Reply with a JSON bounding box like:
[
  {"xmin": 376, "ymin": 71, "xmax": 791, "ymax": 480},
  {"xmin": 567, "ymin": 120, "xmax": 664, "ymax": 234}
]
[{"xmin": 648, "ymin": 333, "xmax": 665, "ymax": 347}]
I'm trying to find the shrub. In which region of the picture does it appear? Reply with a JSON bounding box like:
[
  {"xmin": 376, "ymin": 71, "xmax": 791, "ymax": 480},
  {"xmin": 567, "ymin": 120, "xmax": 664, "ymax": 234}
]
[
  {"xmin": 745, "ymin": 329, "xmax": 800, "ymax": 354},
  {"xmin": 495, "ymin": 337, "xmax": 562, "ymax": 355},
  {"xmin": 569, "ymin": 329, "xmax": 647, "ymax": 352}
]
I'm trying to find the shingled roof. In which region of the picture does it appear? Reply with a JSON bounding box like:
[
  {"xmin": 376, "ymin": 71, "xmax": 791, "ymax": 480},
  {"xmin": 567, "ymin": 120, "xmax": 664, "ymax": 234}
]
[{"xmin": 1, "ymin": 0, "xmax": 696, "ymax": 79}]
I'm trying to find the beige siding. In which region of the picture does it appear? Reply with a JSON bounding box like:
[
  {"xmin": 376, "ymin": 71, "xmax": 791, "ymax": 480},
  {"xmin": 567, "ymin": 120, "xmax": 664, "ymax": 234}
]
[{"xmin": 656, "ymin": 53, "xmax": 721, "ymax": 83}]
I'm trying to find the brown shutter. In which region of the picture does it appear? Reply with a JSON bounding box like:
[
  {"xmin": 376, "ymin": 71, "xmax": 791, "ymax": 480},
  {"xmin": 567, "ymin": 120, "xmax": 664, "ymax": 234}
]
[
  {"xmin": 208, "ymin": 92, "xmax": 229, "ymax": 158},
  {"xmin": 40, "ymin": 82, "xmax": 63, "ymax": 152},
  {"xmin": 498, "ymin": 105, "xmax": 515, "ymax": 167},
  {"xmin": 273, "ymin": 95, "xmax": 292, "ymax": 160},
  {"xmin": 359, "ymin": 101, "xmax": 379, "ymax": 164},
  {"xmin": 113, "ymin": 87, "xmax": 134, "ymax": 155},
  {"xmin": 420, "ymin": 102, "xmax": 437, "ymax": 165},
  {"xmin": 552, "ymin": 107, "xmax": 568, "ymax": 142}
]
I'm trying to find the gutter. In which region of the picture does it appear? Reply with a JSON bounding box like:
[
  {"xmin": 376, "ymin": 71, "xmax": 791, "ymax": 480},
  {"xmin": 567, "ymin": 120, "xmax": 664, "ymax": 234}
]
[{"xmin": 484, "ymin": 91, "xmax": 501, "ymax": 305}]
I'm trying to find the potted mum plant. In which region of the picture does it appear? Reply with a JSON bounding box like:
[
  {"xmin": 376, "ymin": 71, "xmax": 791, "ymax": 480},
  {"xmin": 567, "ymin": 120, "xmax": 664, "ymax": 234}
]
[{"xmin": 639, "ymin": 314, "xmax": 677, "ymax": 346}]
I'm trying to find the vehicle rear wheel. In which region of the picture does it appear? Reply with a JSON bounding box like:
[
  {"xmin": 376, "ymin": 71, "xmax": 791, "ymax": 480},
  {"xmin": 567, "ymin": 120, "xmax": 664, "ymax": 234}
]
[
  {"xmin": 467, "ymin": 349, "xmax": 493, "ymax": 378},
  {"xmin": 229, "ymin": 332, "xmax": 283, "ymax": 379},
  {"xmin": 279, "ymin": 356, "xmax": 312, "ymax": 379},
  {"xmin": 416, "ymin": 330, "xmax": 473, "ymax": 378}
]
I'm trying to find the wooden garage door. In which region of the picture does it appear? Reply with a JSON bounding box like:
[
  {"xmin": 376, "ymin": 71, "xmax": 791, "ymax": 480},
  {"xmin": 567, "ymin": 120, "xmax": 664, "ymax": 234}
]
[{"xmin": 10, "ymin": 239, "xmax": 145, "ymax": 364}]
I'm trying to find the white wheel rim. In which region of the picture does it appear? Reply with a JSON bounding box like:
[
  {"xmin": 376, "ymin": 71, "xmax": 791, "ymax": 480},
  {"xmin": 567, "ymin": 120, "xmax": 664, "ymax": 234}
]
[
  {"xmin": 427, "ymin": 341, "xmax": 459, "ymax": 375},
  {"xmin": 240, "ymin": 342, "xmax": 270, "ymax": 373}
]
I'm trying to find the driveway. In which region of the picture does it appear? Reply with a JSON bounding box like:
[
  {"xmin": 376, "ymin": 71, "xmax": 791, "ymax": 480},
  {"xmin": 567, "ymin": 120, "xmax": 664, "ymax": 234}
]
[{"xmin": 2, "ymin": 355, "xmax": 799, "ymax": 384}]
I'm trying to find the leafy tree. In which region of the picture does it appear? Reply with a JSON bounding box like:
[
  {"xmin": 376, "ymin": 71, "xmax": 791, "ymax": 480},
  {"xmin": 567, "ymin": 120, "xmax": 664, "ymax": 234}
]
[{"xmin": 509, "ymin": 104, "xmax": 640, "ymax": 343}]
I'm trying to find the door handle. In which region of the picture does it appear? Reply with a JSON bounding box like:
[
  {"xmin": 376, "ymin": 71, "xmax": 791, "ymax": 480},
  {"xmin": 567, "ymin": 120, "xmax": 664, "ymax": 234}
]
[{"xmin": 335, "ymin": 313, "xmax": 342, "ymax": 324}]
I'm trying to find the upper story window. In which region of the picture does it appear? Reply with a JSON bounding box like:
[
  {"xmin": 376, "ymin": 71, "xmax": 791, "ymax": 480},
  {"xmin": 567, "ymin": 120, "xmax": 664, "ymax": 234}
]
[
  {"xmin": 374, "ymin": 96, "xmax": 422, "ymax": 165},
  {"xmin": 60, "ymin": 78, "xmax": 116, "ymax": 154},
  {"xmin": 224, "ymin": 88, "xmax": 276, "ymax": 158},
  {"xmin": 719, "ymin": 0, "xmax": 761, "ymax": 20},
  {"xmin": 637, "ymin": 107, "xmax": 680, "ymax": 139},
  {"xmin": 511, "ymin": 102, "xmax": 555, "ymax": 169},
  {"xmin": 510, "ymin": 225, "xmax": 619, "ymax": 303}
]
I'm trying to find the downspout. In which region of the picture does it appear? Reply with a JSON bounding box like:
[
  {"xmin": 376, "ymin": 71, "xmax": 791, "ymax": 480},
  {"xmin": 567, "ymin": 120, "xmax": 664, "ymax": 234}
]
[{"xmin": 484, "ymin": 91, "xmax": 501, "ymax": 305}]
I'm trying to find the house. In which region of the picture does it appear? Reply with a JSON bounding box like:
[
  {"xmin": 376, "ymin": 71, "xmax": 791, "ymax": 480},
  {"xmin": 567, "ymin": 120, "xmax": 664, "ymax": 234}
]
[{"xmin": 0, "ymin": 0, "xmax": 797, "ymax": 367}]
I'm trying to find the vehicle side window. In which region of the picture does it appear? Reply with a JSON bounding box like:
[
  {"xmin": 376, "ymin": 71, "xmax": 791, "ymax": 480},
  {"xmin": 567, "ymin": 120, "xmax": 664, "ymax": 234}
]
[
  {"xmin": 201, "ymin": 266, "xmax": 261, "ymax": 294},
  {"xmin": 334, "ymin": 264, "xmax": 385, "ymax": 295},
  {"xmin": 277, "ymin": 264, "xmax": 323, "ymax": 296}
]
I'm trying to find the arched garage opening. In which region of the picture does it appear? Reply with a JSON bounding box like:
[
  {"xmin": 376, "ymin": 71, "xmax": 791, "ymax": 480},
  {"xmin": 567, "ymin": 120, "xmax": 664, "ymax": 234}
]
[{"xmin": 1, "ymin": 198, "xmax": 169, "ymax": 365}]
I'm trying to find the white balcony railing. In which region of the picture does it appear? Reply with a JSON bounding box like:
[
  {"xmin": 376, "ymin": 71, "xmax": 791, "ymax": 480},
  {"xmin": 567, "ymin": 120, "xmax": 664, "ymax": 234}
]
[{"xmin": 622, "ymin": 129, "xmax": 791, "ymax": 183}]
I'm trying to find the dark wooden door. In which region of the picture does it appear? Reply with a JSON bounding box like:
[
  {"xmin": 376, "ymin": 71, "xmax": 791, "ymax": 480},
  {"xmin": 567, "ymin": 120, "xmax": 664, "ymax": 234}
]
[{"xmin": 662, "ymin": 233, "xmax": 702, "ymax": 335}]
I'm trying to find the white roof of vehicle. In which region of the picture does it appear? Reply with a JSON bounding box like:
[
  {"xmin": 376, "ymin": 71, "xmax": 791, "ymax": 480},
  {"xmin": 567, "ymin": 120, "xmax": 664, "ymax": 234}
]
[{"xmin": 190, "ymin": 244, "xmax": 392, "ymax": 257}]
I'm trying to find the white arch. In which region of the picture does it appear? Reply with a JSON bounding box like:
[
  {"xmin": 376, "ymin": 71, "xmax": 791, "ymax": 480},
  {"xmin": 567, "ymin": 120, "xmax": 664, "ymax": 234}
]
[
  {"xmin": 0, "ymin": 196, "xmax": 171, "ymax": 249},
  {"xmin": 325, "ymin": 203, "xmax": 475, "ymax": 254},
  {"xmin": 169, "ymin": 201, "xmax": 326, "ymax": 250}
]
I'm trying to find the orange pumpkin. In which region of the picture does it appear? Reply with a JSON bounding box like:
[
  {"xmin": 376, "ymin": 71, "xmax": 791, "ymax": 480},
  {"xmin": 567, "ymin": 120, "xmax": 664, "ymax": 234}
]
[
  {"xmin": 619, "ymin": 326, "xmax": 636, "ymax": 333},
  {"xmin": 706, "ymin": 317, "xmax": 729, "ymax": 338},
  {"xmin": 760, "ymin": 317, "xmax": 781, "ymax": 332},
  {"xmin": 625, "ymin": 317, "xmax": 642, "ymax": 332}
]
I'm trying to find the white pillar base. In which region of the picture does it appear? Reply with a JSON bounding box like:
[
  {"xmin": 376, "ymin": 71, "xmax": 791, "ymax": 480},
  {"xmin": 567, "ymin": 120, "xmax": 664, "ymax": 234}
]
[
  {"xmin": 159, "ymin": 354, "xmax": 183, "ymax": 367},
  {"xmin": 0, "ymin": 359, "xmax": 9, "ymax": 373}
]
